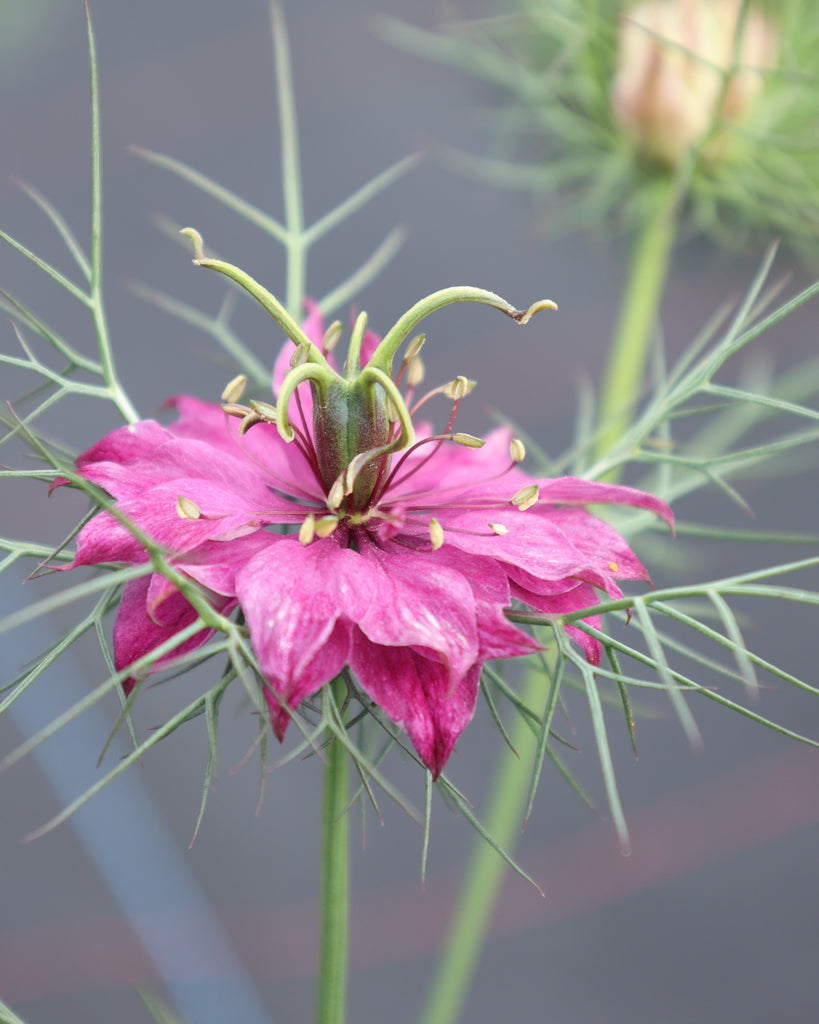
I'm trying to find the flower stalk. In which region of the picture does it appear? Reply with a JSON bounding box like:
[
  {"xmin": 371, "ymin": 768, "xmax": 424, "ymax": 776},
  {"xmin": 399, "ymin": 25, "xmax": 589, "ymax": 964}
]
[
  {"xmin": 316, "ymin": 676, "xmax": 350, "ymax": 1024},
  {"xmin": 595, "ymin": 175, "xmax": 681, "ymax": 466}
]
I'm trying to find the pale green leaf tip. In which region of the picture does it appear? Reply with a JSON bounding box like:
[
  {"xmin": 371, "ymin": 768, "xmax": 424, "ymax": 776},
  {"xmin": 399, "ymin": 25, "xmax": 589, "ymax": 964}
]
[
  {"xmin": 509, "ymin": 298, "xmax": 558, "ymax": 324},
  {"xmin": 180, "ymin": 227, "xmax": 205, "ymax": 264}
]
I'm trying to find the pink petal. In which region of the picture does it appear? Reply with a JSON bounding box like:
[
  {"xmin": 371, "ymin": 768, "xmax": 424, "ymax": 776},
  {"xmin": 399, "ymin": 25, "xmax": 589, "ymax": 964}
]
[
  {"xmin": 350, "ymin": 637, "xmax": 481, "ymax": 777},
  {"xmin": 354, "ymin": 537, "xmax": 480, "ymax": 687},
  {"xmin": 236, "ymin": 537, "xmax": 376, "ymax": 727},
  {"xmin": 113, "ymin": 577, "xmax": 231, "ymax": 692},
  {"xmin": 537, "ymin": 477, "xmax": 674, "ymax": 528}
]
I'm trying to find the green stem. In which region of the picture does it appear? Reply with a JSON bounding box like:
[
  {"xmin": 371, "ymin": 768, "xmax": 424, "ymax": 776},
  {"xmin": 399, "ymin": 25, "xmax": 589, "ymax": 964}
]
[
  {"xmin": 269, "ymin": 0, "xmax": 306, "ymax": 319},
  {"xmin": 594, "ymin": 178, "xmax": 679, "ymax": 465},
  {"xmin": 316, "ymin": 677, "xmax": 350, "ymax": 1024},
  {"xmin": 420, "ymin": 668, "xmax": 542, "ymax": 1024}
]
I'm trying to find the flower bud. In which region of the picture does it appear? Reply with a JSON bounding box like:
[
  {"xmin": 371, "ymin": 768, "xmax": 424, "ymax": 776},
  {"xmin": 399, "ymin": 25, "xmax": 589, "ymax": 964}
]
[{"xmin": 612, "ymin": 0, "xmax": 778, "ymax": 167}]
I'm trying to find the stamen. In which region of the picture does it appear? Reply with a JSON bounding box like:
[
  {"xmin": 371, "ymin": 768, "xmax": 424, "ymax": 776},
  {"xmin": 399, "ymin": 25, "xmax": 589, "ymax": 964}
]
[
  {"xmin": 488, "ymin": 522, "xmax": 508, "ymax": 535},
  {"xmin": 510, "ymin": 438, "xmax": 526, "ymax": 463},
  {"xmin": 327, "ymin": 477, "xmax": 345, "ymax": 511},
  {"xmin": 221, "ymin": 374, "xmax": 247, "ymax": 404},
  {"xmin": 444, "ymin": 376, "xmax": 476, "ymax": 400},
  {"xmin": 239, "ymin": 411, "xmax": 262, "ymax": 435},
  {"xmin": 322, "ymin": 321, "xmax": 343, "ymax": 354},
  {"xmin": 290, "ymin": 344, "xmax": 311, "ymax": 369},
  {"xmin": 299, "ymin": 514, "xmax": 316, "ymax": 546},
  {"xmin": 176, "ymin": 495, "xmax": 202, "ymax": 520},
  {"xmin": 221, "ymin": 402, "xmax": 251, "ymax": 418},
  {"xmin": 429, "ymin": 517, "xmax": 444, "ymax": 550},
  {"xmin": 395, "ymin": 333, "xmax": 426, "ymax": 387},
  {"xmin": 511, "ymin": 484, "xmax": 539, "ymax": 511},
  {"xmin": 316, "ymin": 515, "xmax": 340, "ymax": 539},
  {"xmin": 407, "ymin": 355, "xmax": 425, "ymax": 387},
  {"xmin": 248, "ymin": 399, "xmax": 278, "ymax": 422},
  {"xmin": 451, "ymin": 433, "xmax": 485, "ymax": 448}
]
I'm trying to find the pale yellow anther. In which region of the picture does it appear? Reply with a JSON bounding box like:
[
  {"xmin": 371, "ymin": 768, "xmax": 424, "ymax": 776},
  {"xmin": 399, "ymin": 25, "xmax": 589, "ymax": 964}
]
[
  {"xmin": 608, "ymin": 561, "xmax": 618, "ymax": 573},
  {"xmin": 315, "ymin": 515, "xmax": 340, "ymax": 539},
  {"xmin": 298, "ymin": 514, "xmax": 316, "ymax": 546},
  {"xmin": 249, "ymin": 399, "xmax": 278, "ymax": 422},
  {"xmin": 510, "ymin": 438, "xmax": 526, "ymax": 463},
  {"xmin": 290, "ymin": 344, "xmax": 310, "ymax": 369},
  {"xmin": 176, "ymin": 495, "xmax": 202, "ymax": 520},
  {"xmin": 450, "ymin": 432, "xmax": 485, "ymax": 449},
  {"xmin": 443, "ymin": 376, "xmax": 476, "ymax": 400},
  {"xmin": 221, "ymin": 374, "xmax": 247, "ymax": 404},
  {"xmin": 488, "ymin": 522, "xmax": 508, "ymax": 536},
  {"xmin": 511, "ymin": 484, "xmax": 539, "ymax": 511},
  {"xmin": 239, "ymin": 411, "xmax": 262, "ymax": 435},
  {"xmin": 407, "ymin": 355, "xmax": 425, "ymax": 387},
  {"xmin": 322, "ymin": 321, "xmax": 343, "ymax": 353},
  {"xmin": 221, "ymin": 402, "xmax": 250, "ymax": 418},
  {"xmin": 429, "ymin": 517, "xmax": 444, "ymax": 551},
  {"xmin": 327, "ymin": 478, "xmax": 345, "ymax": 511},
  {"xmin": 405, "ymin": 333, "xmax": 426, "ymax": 360}
]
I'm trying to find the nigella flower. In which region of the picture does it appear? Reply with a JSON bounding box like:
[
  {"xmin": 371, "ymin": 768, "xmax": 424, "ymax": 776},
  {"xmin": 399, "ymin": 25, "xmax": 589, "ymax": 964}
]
[{"xmin": 60, "ymin": 239, "xmax": 672, "ymax": 776}]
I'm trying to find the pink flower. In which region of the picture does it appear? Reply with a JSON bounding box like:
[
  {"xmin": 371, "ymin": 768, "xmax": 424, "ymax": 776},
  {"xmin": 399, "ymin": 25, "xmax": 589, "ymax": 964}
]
[{"xmin": 62, "ymin": 291, "xmax": 671, "ymax": 777}]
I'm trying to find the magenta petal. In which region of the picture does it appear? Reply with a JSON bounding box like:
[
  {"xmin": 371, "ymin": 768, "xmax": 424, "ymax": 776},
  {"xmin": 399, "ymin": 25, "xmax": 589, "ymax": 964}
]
[
  {"xmin": 262, "ymin": 620, "xmax": 353, "ymax": 741},
  {"xmin": 537, "ymin": 476, "xmax": 674, "ymax": 528},
  {"xmin": 113, "ymin": 577, "xmax": 230, "ymax": 692},
  {"xmin": 236, "ymin": 537, "xmax": 376, "ymax": 725},
  {"xmin": 77, "ymin": 420, "xmax": 172, "ymax": 473},
  {"xmin": 350, "ymin": 636, "xmax": 481, "ymax": 777},
  {"xmin": 354, "ymin": 538, "xmax": 479, "ymax": 687}
]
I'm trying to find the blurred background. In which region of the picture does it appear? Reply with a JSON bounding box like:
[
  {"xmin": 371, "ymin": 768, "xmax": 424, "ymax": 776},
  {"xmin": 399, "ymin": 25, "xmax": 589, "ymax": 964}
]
[{"xmin": 1, "ymin": 1, "xmax": 818, "ymax": 1021}]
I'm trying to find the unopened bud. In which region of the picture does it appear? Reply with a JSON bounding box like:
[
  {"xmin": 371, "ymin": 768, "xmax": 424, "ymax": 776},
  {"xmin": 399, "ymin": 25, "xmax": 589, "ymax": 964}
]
[
  {"xmin": 510, "ymin": 438, "xmax": 526, "ymax": 463},
  {"xmin": 221, "ymin": 374, "xmax": 247, "ymax": 404},
  {"xmin": 315, "ymin": 515, "xmax": 340, "ymax": 539},
  {"xmin": 511, "ymin": 484, "xmax": 539, "ymax": 511},
  {"xmin": 407, "ymin": 355, "xmax": 425, "ymax": 387},
  {"xmin": 176, "ymin": 495, "xmax": 202, "ymax": 520},
  {"xmin": 450, "ymin": 432, "xmax": 485, "ymax": 448},
  {"xmin": 488, "ymin": 522, "xmax": 508, "ymax": 536},
  {"xmin": 298, "ymin": 514, "xmax": 316, "ymax": 546},
  {"xmin": 612, "ymin": 0, "xmax": 778, "ymax": 166},
  {"xmin": 429, "ymin": 517, "xmax": 444, "ymax": 551},
  {"xmin": 322, "ymin": 321, "xmax": 343, "ymax": 353},
  {"xmin": 443, "ymin": 376, "xmax": 476, "ymax": 400},
  {"xmin": 249, "ymin": 399, "xmax": 278, "ymax": 422}
]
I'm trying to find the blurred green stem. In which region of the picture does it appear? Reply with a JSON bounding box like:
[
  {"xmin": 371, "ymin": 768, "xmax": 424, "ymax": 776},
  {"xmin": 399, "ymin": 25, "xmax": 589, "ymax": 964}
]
[
  {"xmin": 316, "ymin": 677, "xmax": 350, "ymax": 1024},
  {"xmin": 595, "ymin": 177, "xmax": 679, "ymax": 466},
  {"xmin": 423, "ymin": 177, "xmax": 683, "ymax": 1024},
  {"xmin": 420, "ymin": 667, "xmax": 542, "ymax": 1024}
]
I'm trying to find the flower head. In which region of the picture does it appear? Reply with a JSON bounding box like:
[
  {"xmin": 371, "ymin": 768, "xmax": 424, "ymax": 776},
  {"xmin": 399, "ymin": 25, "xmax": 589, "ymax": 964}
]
[
  {"xmin": 384, "ymin": 0, "xmax": 819, "ymax": 252},
  {"xmin": 61, "ymin": 261, "xmax": 671, "ymax": 777},
  {"xmin": 613, "ymin": 0, "xmax": 779, "ymax": 167}
]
